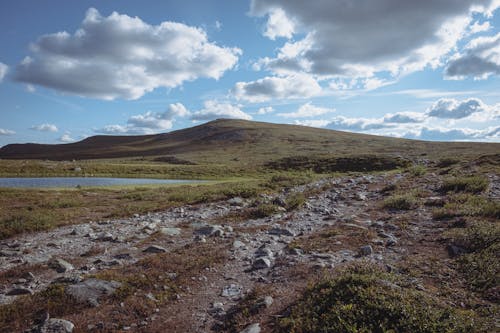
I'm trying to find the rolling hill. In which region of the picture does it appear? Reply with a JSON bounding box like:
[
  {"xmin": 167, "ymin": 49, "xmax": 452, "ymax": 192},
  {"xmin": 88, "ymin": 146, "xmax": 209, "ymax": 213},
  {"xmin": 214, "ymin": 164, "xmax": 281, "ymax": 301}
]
[{"xmin": 0, "ymin": 119, "xmax": 498, "ymax": 164}]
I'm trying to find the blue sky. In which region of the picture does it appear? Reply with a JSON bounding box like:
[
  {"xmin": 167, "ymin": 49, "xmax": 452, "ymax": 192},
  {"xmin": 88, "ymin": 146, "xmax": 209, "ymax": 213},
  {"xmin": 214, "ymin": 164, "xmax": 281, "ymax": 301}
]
[{"xmin": 0, "ymin": 0, "xmax": 499, "ymax": 146}]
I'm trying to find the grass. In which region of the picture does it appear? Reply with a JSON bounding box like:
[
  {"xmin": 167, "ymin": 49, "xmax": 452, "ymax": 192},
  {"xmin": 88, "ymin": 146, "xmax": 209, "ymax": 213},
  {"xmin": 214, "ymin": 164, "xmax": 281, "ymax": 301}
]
[
  {"xmin": 439, "ymin": 176, "xmax": 489, "ymax": 194},
  {"xmin": 432, "ymin": 194, "xmax": 500, "ymax": 220},
  {"xmin": 276, "ymin": 264, "xmax": 476, "ymax": 333},
  {"xmin": 383, "ymin": 193, "xmax": 418, "ymax": 210}
]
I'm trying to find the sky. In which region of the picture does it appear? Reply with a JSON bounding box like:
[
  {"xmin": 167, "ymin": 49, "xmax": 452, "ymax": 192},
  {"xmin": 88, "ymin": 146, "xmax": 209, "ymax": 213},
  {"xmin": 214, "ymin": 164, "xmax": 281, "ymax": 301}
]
[{"xmin": 0, "ymin": 0, "xmax": 499, "ymax": 147}]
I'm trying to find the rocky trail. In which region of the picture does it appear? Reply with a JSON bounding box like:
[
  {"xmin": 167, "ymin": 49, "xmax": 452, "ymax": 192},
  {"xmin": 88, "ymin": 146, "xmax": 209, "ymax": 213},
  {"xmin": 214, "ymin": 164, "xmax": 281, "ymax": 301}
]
[{"xmin": 1, "ymin": 171, "xmax": 498, "ymax": 332}]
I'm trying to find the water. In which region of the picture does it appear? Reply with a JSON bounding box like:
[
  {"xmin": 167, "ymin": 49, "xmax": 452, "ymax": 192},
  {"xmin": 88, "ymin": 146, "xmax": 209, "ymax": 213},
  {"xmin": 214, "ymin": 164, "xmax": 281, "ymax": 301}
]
[{"xmin": 0, "ymin": 177, "xmax": 197, "ymax": 188}]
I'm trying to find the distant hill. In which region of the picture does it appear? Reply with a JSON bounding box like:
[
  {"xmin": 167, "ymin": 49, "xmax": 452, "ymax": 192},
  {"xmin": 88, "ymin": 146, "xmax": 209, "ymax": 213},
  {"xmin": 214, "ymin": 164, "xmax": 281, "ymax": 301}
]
[{"xmin": 0, "ymin": 119, "xmax": 498, "ymax": 164}]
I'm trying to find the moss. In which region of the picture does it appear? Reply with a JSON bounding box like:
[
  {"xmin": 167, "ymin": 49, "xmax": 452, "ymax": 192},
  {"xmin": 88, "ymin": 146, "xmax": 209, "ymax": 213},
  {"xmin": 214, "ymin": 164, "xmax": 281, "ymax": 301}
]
[{"xmin": 276, "ymin": 265, "xmax": 475, "ymax": 333}]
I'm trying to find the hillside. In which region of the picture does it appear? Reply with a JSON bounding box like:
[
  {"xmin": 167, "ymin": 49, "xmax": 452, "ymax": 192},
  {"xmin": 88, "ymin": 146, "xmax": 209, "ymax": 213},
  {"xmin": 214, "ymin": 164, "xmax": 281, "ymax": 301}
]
[{"xmin": 0, "ymin": 119, "xmax": 498, "ymax": 164}]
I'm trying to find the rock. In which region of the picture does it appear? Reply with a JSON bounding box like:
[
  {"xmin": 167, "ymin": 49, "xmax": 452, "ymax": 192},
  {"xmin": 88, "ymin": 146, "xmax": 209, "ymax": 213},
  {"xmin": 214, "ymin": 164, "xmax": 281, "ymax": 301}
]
[
  {"xmin": 221, "ymin": 284, "xmax": 242, "ymax": 297},
  {"xmin": 289, "ymin": 248, "xmax": 303, "ymax": 255},
  {"xmin": 6, "ymin": 287, "xmax": 33, "ymax": 296},
  {"xmin": 447, "ymin": 244, "xmax": 466, "ymax": 257},
  {"xmin": 113, "ymin": 253, "xmax": 132, "ymax": 260},
  {"xmin": 194, "ymin": 235, "xmax": 207, "ymax": 243},
  {"xmin": 195, "ymin": 225, "xmax": 224, "ymax": 237},
  {"xmin": 268, "ymin": 227, "xmax": 295, "ymax": 237},
  {"xmin": 355, "ymin": 192, "xmax": 368, "ymax": 201},
  {"xmin": 96, "ymin": 232, "xmax": 115, "ymax": 242},
  {"xmin": 240, "ymin": 323, "xmax": 261, "ymax": 333},
  {"xmin": 425, "ymin": 196, "xmax": 446, "ymax": 207},
  {"xmin": 232, "ymin": 240, "xmax": 245, "ymax": 249},
  {"xmin": 257, "ymin": 296, "xmax": 273, "ymax": 308},
  {"xmin": 228, "ymin": 197, "xmax": 245, "ymax": 206},
  {"xmin": 159, "ymin": 227, "xmax": 181, "ymax": 236},
  {"xmin": 359, "ymin": 245, "xmax": 373, "ymax": 256},
  {"xmin": 48, "ymin": 258, "xmax": 74, "ymax": 273},
  {"xmin": 65, "ymin": 278, "xmax": 121, "ymax": 307},
  {"xmin": 252, "ymin": 257, "xmax": 272, "ymax": 270},
  {"xmin": 0, "ymin": 249, "xmax": 19, "ymax": 257},
  {"xmin": 272, "ymin": 197, "xmax": 287, "ymax": 207},
  {"xmin": 42, "ymin": 319, "xmax": 74, "ymax": 333},
  {"xmin": 143, "ymin": 245, "xmax": 167, "ymax": 253},
  {"xmin": 254, "ymin": 246, "xmax": 273, "ymax": 258}
]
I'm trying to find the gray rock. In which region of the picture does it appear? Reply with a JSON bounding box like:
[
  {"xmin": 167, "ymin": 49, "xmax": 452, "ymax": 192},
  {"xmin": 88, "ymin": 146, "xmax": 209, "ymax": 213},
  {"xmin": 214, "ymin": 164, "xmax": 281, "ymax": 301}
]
[
  {"xmin": 268, "ymin": 227, "xmax": 295, "ymax": 237},
  {"xmin": 48, "ymin": 258, "xmax": 74, "ymax": 273},
  {"xmin": 252, "ymin": 257, "xmax": 272, "ymax": 270},
  {"xmin": 143, "ymin": 245, "xmax": 167, "ymax": 253},
  {"xmin": 6, "ymin": 287, "xmax": 33, "ymax": 296},
  {"xmin": 195, "ymin": 225, "xmax": 224, "ymax": 237},
  {"xmin": 359, "ymin": 245, "xmax": 373, "ymax": 256},
  {"xmin": 254, "ymin": 246, "xmax": 273, "ymax": 258},
  {"xmin": 42, "ymin": 319, "xmax": 74, "ymax": 333},
  {"xmin": 66, "ymin": 278, "xmax": 121, "ymax": 307},
  {"xmin": 240, "ymin": 323, "xmax": 261, "ymax": 333},
  {"xmin": 257, "ymin": 296, "xmax": 273, "ymax": 308},
  {"xmin": 96, "ymin": 232, "xmax": 115, "ymax": 242},
  {"xmin": 221, "ymin": 284, "xmax": 242, "ymax": 297},
  {"xmin": 355, "ymin": 192, "xmax": 368, "ymax": 201},
  {"xmin": 228, "ymin": 197, "xmax": 245, "ymax": 206},
  {"xmin": 232, "ymin": 240, "xmax": 245, "ymax": 249},
  {"xmin": 159, "ymin": 227, "xmax": 181, "ymax": 236},
  {"xmin": 447, "ymin": 244, "xmax": 466, "ymax": 257}
]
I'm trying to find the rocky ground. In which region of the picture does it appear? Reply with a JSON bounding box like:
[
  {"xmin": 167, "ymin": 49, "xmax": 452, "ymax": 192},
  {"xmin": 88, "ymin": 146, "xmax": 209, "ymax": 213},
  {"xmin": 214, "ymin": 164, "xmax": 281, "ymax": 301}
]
[{"xmin": 1, "ymin": 170, "xmax": 498, "ymax": 332}]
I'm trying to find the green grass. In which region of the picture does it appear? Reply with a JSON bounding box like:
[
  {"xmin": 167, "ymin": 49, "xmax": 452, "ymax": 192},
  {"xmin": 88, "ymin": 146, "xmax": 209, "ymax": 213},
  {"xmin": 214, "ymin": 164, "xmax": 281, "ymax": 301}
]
[
  {"xmin": 439, "ymin": 176, "xmax": 489, "ymax": 194},
  {"xmin": 432, "ymin": 194, "xmax": 500, "ymax": 220},
  {"xmin": 276, "ymin": 264, "xmax": 475, "ymax": 333},
  {"xmin": 383, "ymin": 193, "xmax": 418, "ymax": 210}
]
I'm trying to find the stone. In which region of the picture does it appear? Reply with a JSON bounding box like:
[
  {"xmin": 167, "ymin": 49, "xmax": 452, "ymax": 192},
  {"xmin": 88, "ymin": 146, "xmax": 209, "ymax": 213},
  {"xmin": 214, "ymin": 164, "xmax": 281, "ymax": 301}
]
[
  {"xmin": 257, "ymin": 296, "xmax": 273, "ymax": 308},
  {"xmin": 252, "ymin": 257, "xmax": 272, "ymax": 270},
  {"xmin": 48, "ymin": 258, "xmax": 74, "ymax": 273},
  {"xmin": 228, "ymin": 197, "xmax": 245, "ymax": 206},
  {"xmin": 159, "ymin": 227, "xmax": 181, "ymax": 236},
  {"xmin": 254, "ymin": 246, "xmax": 273, "ymax": 258},
  {"xmin": 195, "ymin": 225, "xmax": 224, "ymax": 237},
  {"xmin": 268, "ymin": 227, "xmax": 295, "ymax": 237},
  {"xmin": 272, "ymin": 197, "xmax": 287, "ymax": 207},
  {"xmin": 65, "ymin": 278, "xmax": 121, "ymax": 307},
  {"xmin": 447, "ymin": 244, "xmax": 466, "ymax": 257},
  {"xmin": 221, "ymin": 284, "xmax": 242, "ymax": 297},
  {"xmin": 96, "ymin": 232, "xmax": 115, "ymax": 242},
  {"xmin": 143, "ymin": 245, "xmax": 167, "ymax": 254},
  {"xmin": 359, "ymin": 245, "xmax": 373, "ymax": 256},
  {"xmin": 42, "ymin": 319, "xmax": 74, "ymax": 333},
  {"xmin": 240, "ymin": 323, "xmax": 261, "ymax": 333},
  {"xmin": 355, "ymin": 192, "xmax": 368, "ymax": 201},
  {"xmin": 6, "ymin": 287, "xmax": 33, "ymax": 296},
  {"xmin": 232, "ymin": 240, "xmax": 245, "ymax": 249}
]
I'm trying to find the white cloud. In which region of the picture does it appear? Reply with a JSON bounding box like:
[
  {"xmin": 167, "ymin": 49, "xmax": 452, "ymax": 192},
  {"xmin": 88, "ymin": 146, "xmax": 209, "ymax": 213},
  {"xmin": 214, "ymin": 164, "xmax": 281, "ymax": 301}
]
[
  {"xmin": 233, "ymin": 74, "xmax": 321, "ymax": 102},
  {"xmin": 426, "ymin": 98, "xmax": 488, "ymax": 118},
  {"xmin": 383, "ymin": 112, "xmax": 426, "ymax": 123},
  {"xmin": 191, "ymin": 100, "xmax": 252, "ymax": 121},
  {"xmin": 0, "ymin": 128, "xmax": 15, "ymax": 135},
  {"xmin": 59, "ymin": 133, "xmax": 75, "ymax": 142},
  {"xmin": 97, "ymin": 103, "xmax": 190, "ymax": 135},
  {"xmin": 14, "ymin": 8, "xmax": 241, "ymax": 100},
  {"xmin": 250, "ymin": 0, "xmax": 499, "ymax": 79},
  {"xmin": 0, "ymin": 62, "xmax": 8, "ymax": 82},
  {"xmin": 469, "ymin": 20, "xmax": 491, "ymax": 34},
  {"xmin": 257, "ymin": 106, "xmax": 274, "ymax": 115},
  {"xmin": 278, "ymin": 102, "xmax": 335, "ymax": 118},
  {"xmin": 293, "ymin": 119, "xmax": 331, "ymax": 128},
  {"xmin": 445, "ymin": 32, "xmax": 500, "ymax": 79},
  {"xmin": 263, "ymin": 8, "xmax": 295, "ymax": 40},
  {"xmin": 404, "ymin": 126, "xmax": 500, "ymax": 141},
  {"xmin": 30, "ymin": 123, "xmax": 58, "ymax": 132}
]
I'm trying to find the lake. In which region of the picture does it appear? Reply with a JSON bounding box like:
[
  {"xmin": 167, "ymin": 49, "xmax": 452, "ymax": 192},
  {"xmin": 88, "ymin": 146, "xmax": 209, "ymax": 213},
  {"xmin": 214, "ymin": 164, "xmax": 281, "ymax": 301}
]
[{"xmin": 0, "ymin": 177, "xmax": 197, "ymax": 188}]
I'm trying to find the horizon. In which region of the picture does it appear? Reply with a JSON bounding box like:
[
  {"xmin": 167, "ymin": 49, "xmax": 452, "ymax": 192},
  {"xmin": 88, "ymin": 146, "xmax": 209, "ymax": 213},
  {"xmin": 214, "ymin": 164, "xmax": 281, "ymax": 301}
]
[{"xmin": 1, "ymin": 0, "xmax": 499, "ymax": 146}]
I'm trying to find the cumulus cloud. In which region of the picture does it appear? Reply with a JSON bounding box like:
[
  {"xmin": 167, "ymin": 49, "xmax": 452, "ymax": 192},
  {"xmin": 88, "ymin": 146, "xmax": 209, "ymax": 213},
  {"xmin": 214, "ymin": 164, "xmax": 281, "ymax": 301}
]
[
  {"xmin": 383, "ymin": 112, "xmax": 426, "ymax": 123},
  {"xmin": 0, "ymin": 128, "xmax": 15, "ymax": 135},
  {"xmin": 293, "ymin": 119, "xmax": 331, "ymax": 128},
  {"xmin": 250, "ymin": 0, "xmax": 498, "ymax": 79},
  {"xmin": 469, "ymin": 20, "xmax": 491, "ymax": 34},
  {"xmin": 190, "ymin": 100, "xmax": 252, "ymax": 121},
  {"xmin": 30, "ymin": 123, "xmax": 58, "ymax": 132},
  {"xmin": 97, "ymin": 103, "xmax": 190, "ymax": 135},
  {"xmin": 426, "ymin": 98, "xmax": 488, "ymax": 118},
  {"xmin": 59, "ymin": 133, "xmax": 75, "ymax": 142},
  {"xmin": 256, "ymin": 106, "xmax": 274, "ymax": 115},
  {"xmin": 0, "ymin": 62, "xmax": 7, "ymax": 82},
  {"xmin": 404, "ymin": 126, "xmax": 500, "ymax": 141},
  {"xmin": 445, "ymin": 32, "xmax": 500, "ymax": 79},
  {"xmin": 278, "ymin": 102, "xmax": 335, "ymax": 118},
  {"xmin": 14, "ymin": 8, "xmax": 241, "ymax": 100},
  {"xmin": 263, "ymin": 8, "xmax": 295, "ymax": 40},
  {"xmin": 233, "ymin": 74, "xmax": 321, "ymax": 102}
]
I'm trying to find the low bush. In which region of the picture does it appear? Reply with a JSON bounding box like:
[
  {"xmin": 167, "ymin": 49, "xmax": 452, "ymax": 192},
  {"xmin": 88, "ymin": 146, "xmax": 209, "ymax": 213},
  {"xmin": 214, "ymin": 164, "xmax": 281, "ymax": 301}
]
[{"xmin": 439, "ymin": 176, "xmax": 489, "ymax": 194}]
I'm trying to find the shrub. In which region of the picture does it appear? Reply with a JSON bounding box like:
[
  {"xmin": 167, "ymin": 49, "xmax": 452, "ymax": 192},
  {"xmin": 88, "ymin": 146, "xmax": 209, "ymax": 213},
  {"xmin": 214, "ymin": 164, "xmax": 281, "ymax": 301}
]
[
  {"xmin": 383, "ymin": 194, "xmax": 417, "ymax": 210},
  {"xmin": 276, "ymin": 265, "xmax": 474, "ymax": 333},
  {"xmin": 439, "ymin": 176, "xmax": 489, "ymax": 194}
]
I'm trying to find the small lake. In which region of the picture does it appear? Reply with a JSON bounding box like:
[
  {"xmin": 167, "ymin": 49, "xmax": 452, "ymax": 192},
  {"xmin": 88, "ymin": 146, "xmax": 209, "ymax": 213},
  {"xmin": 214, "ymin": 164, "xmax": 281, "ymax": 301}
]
[{"xmin": 0, "ymin": 177, "xmax": 197, "ymax": 188}]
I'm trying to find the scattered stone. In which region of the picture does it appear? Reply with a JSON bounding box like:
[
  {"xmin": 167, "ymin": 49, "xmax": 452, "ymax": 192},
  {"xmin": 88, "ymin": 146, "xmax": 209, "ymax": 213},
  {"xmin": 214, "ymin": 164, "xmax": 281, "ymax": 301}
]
[
  {"xmin": 232, "ymin": 240, "xmax": 245, "ymax": 249},
  {"xmin": 256, "ymin": 296, "xmax": 273, "ymax": 309},
  {"xmin": 240, "ymin": 323, "xmax": 261, "ymax": 333},
  {"xmin": 359, "ymin": 245, "xmax": 373, "ymax": 256},
  {"xmin": 48, "ymin": 258, "xmax": 74, "ymax": 273},
  {"xmin": 228, "ymin": 197, "xmax": 245, "ymax": 206},
  {"xmin": 113, "ymin": 253, "xmax": 132, "ymax": 260},
  {"xmin": 221, "ymin": 284, "xmax": 242, "ymax": 297},
  {"xmin": 65, "ymin": 278, "xmax": 121, "ymax": 307},
  {"xmin": 0, "ymin": 249, "xmax": 19, "ymax": 257},
  {"xmin": 6, "ymin": 287, "xmax": 33, "ymax": 296},
  {"xmin": 268, "ymin": 227, "xmax": 295, "ymax": 237},
  {"xmin": 194, "ymin": 235, "xmax": 207, "ymax": 243},
  {"xmin": 252, "ymin": 257, "xmax": 272, "ymax": 270},
  {"xmin": 159, "ymin": 227, "xmax": 181, "ymax": 236},
  {"xmin": 355, "ymin": 192, "xmax": 367, "ymax": 201},
  {"xmin": 195, "ymin": 225, "xmax": 224, "ymax": 237},
  {"xmin": 95, "ymin": 232, "xmax": 115, "ymax": 242},
  {"xmin": 254, "ymin": 246, "xmax": 273, "ymax": 258},
  {"xmin": 289, "ymin": 248, "xmax": 303, "ymax": 256},
  {"xmin": 143, "ymin": 245, "xmax": 167, "ymax": 254}
]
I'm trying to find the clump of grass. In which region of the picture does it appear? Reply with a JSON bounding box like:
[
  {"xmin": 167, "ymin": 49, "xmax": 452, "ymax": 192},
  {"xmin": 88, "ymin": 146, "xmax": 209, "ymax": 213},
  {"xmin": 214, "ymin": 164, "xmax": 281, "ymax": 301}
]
[
  {"xmin": 276, "ymin": 264, "xmax": 475, "ymax": 333},
  {"xmin": 433, "ymin": 194, "xmax": 500, "ymax": 220},
  {"xmin": 408, "ymin": 164, "xmax": 427, "ymax": 177},
  {"xmin": 383, "ymin": 194, "xmax": 417, "ymax": 210},
  {"xmin": 449, "ymin": 221, "xmax": 499, "ymax": 296},
  {"xmin": 285, "ymin": 192, "xmax": 306, "ymax": 211},
  {"xmin": 436, "ymin": 157, "xmax": 460, "ymax": 168},
  {"xmin": 248, "ymin": 203, "xmax": 282, "ymax": 219},
  {"xmin": 439, "ymin": 176, "xmax": 489, "ymax": 194},
  {"xmin": 0, "ymin": 211, "xmax": 54, "ymax": 239}
]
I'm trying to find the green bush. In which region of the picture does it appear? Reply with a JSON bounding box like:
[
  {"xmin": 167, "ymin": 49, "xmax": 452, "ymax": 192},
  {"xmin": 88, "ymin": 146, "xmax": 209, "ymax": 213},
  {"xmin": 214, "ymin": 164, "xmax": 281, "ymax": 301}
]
[
  {"xmin": 276, "ymin": 265, "xmax": 474, "ymax": 333},
  {"xmin": 383, "ymin": 194, "xmax": 417, "ymax": 210},
  {"xmin": 439, "ymin": 176, "xmax": 489, "ymax": 194}
]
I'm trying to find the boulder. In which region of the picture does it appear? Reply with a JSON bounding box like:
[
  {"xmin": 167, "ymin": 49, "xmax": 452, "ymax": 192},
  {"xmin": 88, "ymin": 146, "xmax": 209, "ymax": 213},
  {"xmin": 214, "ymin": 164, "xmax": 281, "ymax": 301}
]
[
  {"xmin": 240, "ymin": 323, "xmax": 261, "ymax": 333},
  {"xmin": 159, "ymin": 227, "xmax": 181, "ymax": 236},
  {"xmin": 48, "ymin": 258, "xmax": 74, "ymax": 273},
  {"xmin": 359, "ymin": 245, "xmax": 373, "ymax": 256},
  {"xmin": 6, "ymin": 287, "xmax": 33, "ymax": 296},
  {"xmin": 194, "ymin": 225, "xmax": 224, "ymax": 237},
  {"xmin": 65, "ymin": 278, "xmax": 121, "ymax": 307},
  {"xmin": 252, "ymin": 257, "xmax": 272, "ymax": 270},
  {"xmin": 268, "ymin": 227, "xmax": 295, "ymax": 237}
]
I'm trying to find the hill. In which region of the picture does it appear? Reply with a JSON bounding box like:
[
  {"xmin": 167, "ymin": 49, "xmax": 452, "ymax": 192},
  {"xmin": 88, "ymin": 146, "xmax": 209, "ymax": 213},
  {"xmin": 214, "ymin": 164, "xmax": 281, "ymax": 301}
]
[{"xmin": 0, "ymin": 119, "xmax": 498, "ymax": 164}]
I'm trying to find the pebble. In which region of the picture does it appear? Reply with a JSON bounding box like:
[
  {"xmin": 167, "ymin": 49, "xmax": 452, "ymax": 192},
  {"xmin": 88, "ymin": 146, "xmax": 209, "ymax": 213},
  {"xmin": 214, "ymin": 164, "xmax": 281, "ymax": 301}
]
[{"xmin": 143, "ymin": 245, "xmax": 167, "ymax": 253}]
